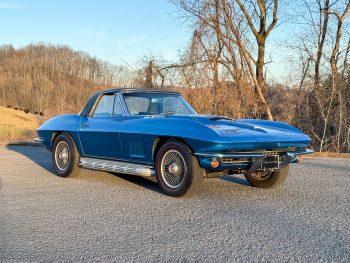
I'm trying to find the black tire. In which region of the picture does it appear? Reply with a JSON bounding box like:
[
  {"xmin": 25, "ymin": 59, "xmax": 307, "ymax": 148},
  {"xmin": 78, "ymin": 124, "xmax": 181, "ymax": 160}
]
[
  {"xmin": 244, "ymin": 165, "xmax": 290, "ymax": 189},
  {"xmin": 155, "ymin": 140, "xmax": 203, "ymax": 197},
  {"xmin": 52, "ymin": 133, "xmax": 81, "ymax": 177}
]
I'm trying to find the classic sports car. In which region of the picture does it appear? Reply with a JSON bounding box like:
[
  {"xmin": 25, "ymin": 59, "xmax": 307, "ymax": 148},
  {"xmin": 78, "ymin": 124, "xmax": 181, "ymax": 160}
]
[{"xmin": 36, "ymin": 88, "xmax": 313, "ymax": 196}]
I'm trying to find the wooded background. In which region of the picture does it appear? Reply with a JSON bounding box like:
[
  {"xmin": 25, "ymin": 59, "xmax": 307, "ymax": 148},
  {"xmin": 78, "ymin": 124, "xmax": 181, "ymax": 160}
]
[{"xmin": 0, "ymin": 0, "xmax": 349, "ymax": 152}]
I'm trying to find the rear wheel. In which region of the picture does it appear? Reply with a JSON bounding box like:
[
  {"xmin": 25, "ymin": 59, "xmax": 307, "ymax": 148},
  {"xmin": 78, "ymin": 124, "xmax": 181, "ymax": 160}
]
[
  {"xmin": 244, "ymin": 165, "xmax": 290, "ymax": 189},
  {"xmin": 155, "ymin": 140, "xmax": 203, "ymax": 197},
  {"xmin": 52, "ymin": 133, "xmax": 81, "ymax": 177}
]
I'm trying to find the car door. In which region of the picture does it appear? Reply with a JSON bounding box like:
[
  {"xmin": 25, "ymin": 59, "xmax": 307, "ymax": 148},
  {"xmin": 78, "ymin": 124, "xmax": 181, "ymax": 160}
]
[{"xmin": 78, "ymin": 93, "xmax": 125, "ymax": 159}]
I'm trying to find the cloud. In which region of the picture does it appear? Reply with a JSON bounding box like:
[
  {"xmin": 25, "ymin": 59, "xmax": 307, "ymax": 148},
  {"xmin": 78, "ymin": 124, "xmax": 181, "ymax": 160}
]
[{"xmin": 0, "ymin": 2, "xmax": 24, "ymax": 9}]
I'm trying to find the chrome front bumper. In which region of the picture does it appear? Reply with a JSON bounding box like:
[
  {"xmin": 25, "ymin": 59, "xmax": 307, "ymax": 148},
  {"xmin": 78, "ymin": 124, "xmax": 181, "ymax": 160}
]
[
  {"xmin": 194, "ymin": 149, "xmax": 314, "ymax": 159},
  {"xmin": 194, "ymin": 149, "xmax": 314, "ymax": 171},
  {"xmin": 33, "ymin": 137, "xmax": 44, "ymax": 143}
]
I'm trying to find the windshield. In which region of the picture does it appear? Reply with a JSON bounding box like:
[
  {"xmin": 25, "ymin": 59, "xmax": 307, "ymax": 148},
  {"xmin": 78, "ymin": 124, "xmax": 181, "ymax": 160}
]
[{"xmin": 122, "ymin": 92, "xmax": 197, "ymax": 116}]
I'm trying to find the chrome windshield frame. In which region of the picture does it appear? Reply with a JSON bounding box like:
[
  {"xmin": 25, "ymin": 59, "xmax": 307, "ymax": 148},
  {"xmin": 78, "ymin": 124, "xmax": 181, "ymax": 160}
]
[{"xmin": 120, "ymin": 92, "xmax": 197, "ymax": 116}]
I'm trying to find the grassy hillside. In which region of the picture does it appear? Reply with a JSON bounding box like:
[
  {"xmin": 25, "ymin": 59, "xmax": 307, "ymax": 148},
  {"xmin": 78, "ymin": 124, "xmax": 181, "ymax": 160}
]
[
  {"xmin": 0, "ymin": 106, "xmax": 40, "ymax": 141},
  {"xmin": 0, "ymin": 44, "xmax": 130, "ymax": 118}
]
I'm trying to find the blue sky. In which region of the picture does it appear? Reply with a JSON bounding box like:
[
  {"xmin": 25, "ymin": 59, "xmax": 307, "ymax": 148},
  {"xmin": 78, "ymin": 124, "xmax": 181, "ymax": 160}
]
[
  {"xmin": 0, "ymin": 0, "xmax": 192, "ymax": 65},
  {"xmin": 0, "ymin": 0, "xmax": 295, "ymax": 81}
]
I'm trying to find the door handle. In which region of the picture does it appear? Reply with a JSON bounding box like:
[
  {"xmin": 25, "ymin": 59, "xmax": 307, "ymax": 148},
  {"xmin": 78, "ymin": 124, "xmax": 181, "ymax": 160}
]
[{"xmin": 80, "ymin": 123, "xmax": 89, "ymax": 128}]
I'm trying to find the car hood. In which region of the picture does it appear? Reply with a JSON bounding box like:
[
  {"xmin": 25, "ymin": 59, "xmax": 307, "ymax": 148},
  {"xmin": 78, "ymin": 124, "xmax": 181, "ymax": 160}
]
[{"xmin": 158, "ymin": 115, "xmax": 311, "ymax": 148}]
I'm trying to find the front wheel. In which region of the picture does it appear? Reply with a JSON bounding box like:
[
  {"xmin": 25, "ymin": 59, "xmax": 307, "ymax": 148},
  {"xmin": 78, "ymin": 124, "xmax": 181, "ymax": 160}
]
[
  {"xmin": 52, "ymin": 133, "xmax": 81, "ymax": 177},
  {"xmin": 155, "ymin": 140, "xmax": 203, "ymax": 197},
  {"xmin": 244, "ymin": 165, "xmax": 290, "ymax": 189}
]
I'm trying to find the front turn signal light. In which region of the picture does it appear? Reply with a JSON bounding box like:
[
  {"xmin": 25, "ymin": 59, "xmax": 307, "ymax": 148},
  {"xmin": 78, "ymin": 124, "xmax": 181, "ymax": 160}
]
[
  {"xmin": 297, "ymin": 155, "xmax": 303, "ymax": 163},
  {"xmin": 211, "ymin": 159, "xmax": 219, "ymax": 168}
]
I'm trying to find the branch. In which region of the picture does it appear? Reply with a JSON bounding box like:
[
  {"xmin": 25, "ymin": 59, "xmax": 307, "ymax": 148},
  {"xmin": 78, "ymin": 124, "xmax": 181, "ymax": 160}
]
[
  {"xmin": 235, "ymin": 0, "xmax": 259, "ymax": 38},
  {"xmin": 340, "ymin": 1, "xmax": 350, "ymax": 21},
  {"xmin": 325, "ymin": 1, "xmax": 350, "ymax": 21},
  {"xmin": 265, "ymin": 0, "xmax": 278, "ymax": 37}
]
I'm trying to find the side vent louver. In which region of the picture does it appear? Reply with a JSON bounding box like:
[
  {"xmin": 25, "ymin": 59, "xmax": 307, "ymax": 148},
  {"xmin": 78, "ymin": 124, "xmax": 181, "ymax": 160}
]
[{"xmin": 129, "ymin": 140, "xmax": 145, "ymax": 158}]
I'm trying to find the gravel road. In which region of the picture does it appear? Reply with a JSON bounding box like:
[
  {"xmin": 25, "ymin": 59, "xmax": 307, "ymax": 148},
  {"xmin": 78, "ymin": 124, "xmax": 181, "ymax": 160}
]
[{"xmin": 1, "ymin": 145, "xmax": 349, "ymax": 262}]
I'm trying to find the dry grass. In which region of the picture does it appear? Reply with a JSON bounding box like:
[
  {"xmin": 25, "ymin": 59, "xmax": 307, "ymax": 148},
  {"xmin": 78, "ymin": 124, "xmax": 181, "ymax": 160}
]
[
  {"xmin": 309, "ymin": 152, "xmax": 350, "ymax": 159},
  {"xmin": 0, "ymin": 106, "xmax": 40, "ymax": 142}
]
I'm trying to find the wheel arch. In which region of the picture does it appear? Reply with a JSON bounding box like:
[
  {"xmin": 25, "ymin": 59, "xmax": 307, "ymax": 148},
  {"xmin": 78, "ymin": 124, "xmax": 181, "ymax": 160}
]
[
  {"xmin": 152, "ymin": 136, "xmax": 194, "ymax": 162},
  {"xmin": 51, "ymin": 131, "xmax": 82, "ymax": 154},
  {"xmin": 153, "ymin": 136, "xmax": 204, "ymax": 197},
  {"xmin": 51, "ymin": 131, "xmax": 59, "ymax": 146}
]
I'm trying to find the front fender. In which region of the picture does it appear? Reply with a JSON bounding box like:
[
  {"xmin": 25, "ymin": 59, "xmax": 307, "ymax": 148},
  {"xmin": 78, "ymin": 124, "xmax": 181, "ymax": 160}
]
[{"xmin": 37, "ymin": 114, "xmax": 81, "ymax": 152}]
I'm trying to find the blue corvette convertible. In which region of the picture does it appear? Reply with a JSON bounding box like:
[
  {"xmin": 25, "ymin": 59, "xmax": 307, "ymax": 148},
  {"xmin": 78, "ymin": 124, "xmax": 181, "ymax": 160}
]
[{"xmin": 36, "ymin": 88, "xmax": 313, "ymax": 196}]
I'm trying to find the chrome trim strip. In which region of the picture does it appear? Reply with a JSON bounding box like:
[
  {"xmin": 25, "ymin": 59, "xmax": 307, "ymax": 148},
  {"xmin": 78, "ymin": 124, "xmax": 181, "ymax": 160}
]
[
  {"xmin": 194, "ymin": 152, "xmax": 265, "ymax": 158},
  {"xmin": 33, "ymin": 137, "xmax": 44, "ymax": 143},
  {"xmin": 119, "ymin": 92, "xmax": 131, "ymax": 116},
  {"xmin": 117, "ymin": 92, "xmax": 128, "ymax": 116},
  {"xmin": 79, "ymin": 157, "xmax": 155, "ymax": 177},
  {"xmin": 88, "ymin": 94, "xmax": 103, "ymax": 117},
  {"xmin": 194, "ymin": 149, "xmax": 314, "ymax": 159}
]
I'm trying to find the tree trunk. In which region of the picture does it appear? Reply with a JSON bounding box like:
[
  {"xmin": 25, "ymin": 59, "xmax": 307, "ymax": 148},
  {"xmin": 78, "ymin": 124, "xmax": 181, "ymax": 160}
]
[
  {"xmin": 256, "ymin": 39, "xmax": 265, "ymax": 94},
  {"xmin": 145, "ymin": 61, "xmax": 154, "ymax": 88}
]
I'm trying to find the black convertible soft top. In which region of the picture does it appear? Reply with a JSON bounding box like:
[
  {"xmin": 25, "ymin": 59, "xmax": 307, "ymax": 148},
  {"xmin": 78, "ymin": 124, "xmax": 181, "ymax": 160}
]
[{"xmin": 79, "ymin": 88, "xmax": 179, "ymax": 117}]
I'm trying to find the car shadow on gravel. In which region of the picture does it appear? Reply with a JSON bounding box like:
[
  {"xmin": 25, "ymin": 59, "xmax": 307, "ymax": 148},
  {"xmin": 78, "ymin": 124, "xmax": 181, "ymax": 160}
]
[
  {"xmin": 5, "ymin": 145, "xmax": 163, "ymax": 194},
  {"xmin": 74, "ymin": 169, "xmax": 163, "ymax": 194},
  {"xmin": 4, "ymin": 145, "xmax": 250, "ymax": 194},
  {"xmin": 110, "ymin": 172, "xmax": 163, "ymax": 194},
  {"xmin": 6, "ymin": 145, "xmax": 55, "ymax": 174},
  {"xmin": 220, "ymin": 175, "xmax": 251, "ymax": 186}
]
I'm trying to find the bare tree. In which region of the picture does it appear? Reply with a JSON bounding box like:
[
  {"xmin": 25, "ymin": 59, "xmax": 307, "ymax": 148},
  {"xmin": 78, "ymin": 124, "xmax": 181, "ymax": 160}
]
[
  {"xmin": 170, "ymin": 0, "xmax": 277, "ymax": 119},
  {"xmin": 235, "ymin": 0, "xmax": 278, "ymax": 96},
  {"xmin": 284, "ymin": 0, "xmax": 350, "ymax": 152}
]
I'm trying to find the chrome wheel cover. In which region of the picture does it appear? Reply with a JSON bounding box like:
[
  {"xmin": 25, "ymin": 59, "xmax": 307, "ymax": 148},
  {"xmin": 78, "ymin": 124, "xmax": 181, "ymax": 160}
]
[
  {"xmin": 251, "ymin": 170, "xmax": 273, "ymax": 181},
  {"xmin": 54, "ymin": 141, "xmax": 70, "ymax": 171},
  {"xmin": 160, "ymin": 149, "xmax": 187, "ymax": 188}
]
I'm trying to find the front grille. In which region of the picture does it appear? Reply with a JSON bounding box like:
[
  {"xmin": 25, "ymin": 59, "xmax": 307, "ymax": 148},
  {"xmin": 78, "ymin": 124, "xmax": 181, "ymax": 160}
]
[
  {"xmin": 219, "ymin": 148, "xmax": 296, "ymax": 164},
  {"xmin": 264, "ymin": 150, "xmax": 284, "ymax": 156},
  {"xmin": 221, "ymin": 158, "xmax": 250, "ymax": 164},
  {"xmin": 223, "ymin": 147, "xmax": 298, "ymax": 154}
]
